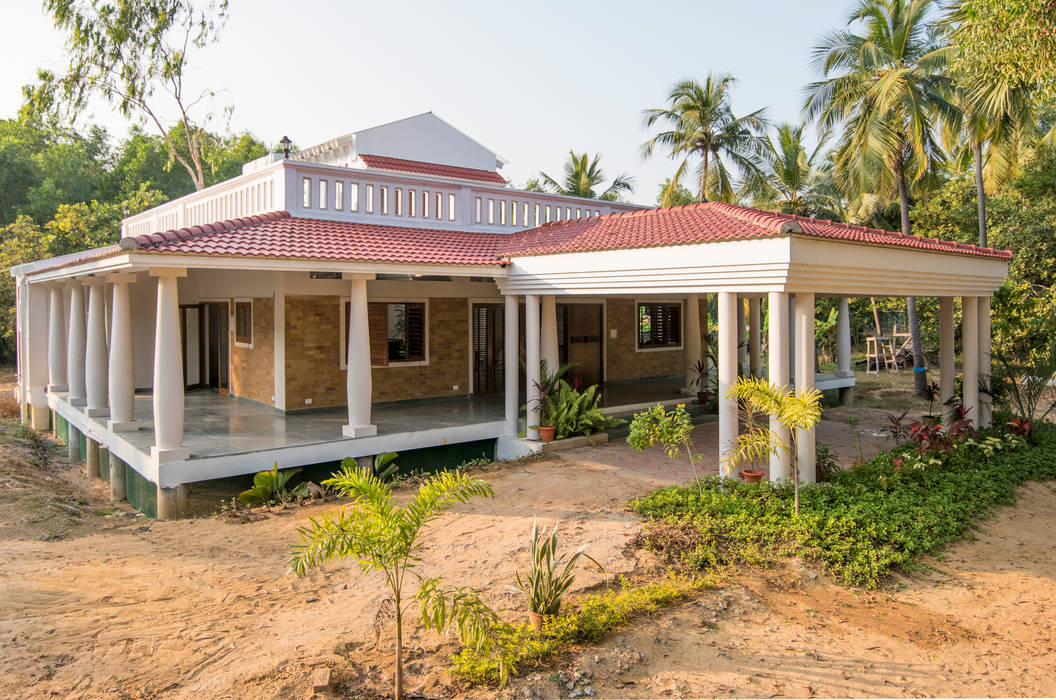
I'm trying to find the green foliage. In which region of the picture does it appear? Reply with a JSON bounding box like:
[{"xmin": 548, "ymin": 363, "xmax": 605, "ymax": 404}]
[
  {"xmin": 290, "ymin": 462, "xmax": 495, "ymax": 698},
  {"xmin": 538, "ymin": 150, "xmax": 634, "ymax": 201},
  {"xmin": 630, "ymin": 422, "xmax": 1056, "ymax": 588},
  {"xmin": 627, "ymin": 403, "xmax": 704, "ymax": 494},
  {"xmin": 656, "ymin": 177, "xmax": 696, "ymax": 207},
  {"xmin": 373, "ymin": 451, "xmax": 400, "ymax": 481},
  {"xmin": 238, "ymin": 463, "xmax": 308, "ymax": 505},
  {"xmin": 452, "ymin": 574, "xmax": 706, "ymax": 684},
  {"xmin": 513, "ymin": 519, "xmax": 602, "ymax": 615},
  {"xmin": 740, "ymin": 122, "xmax": 844, "ymax": 219},
  {"xmin": 544, "ymin": 380, "xmax": 617, "ymax": 440}
]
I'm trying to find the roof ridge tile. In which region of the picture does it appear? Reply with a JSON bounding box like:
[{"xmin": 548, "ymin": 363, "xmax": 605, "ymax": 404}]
[{"xmin": 121, "ymin": 210, "xmax": 290, "ymax": 250}]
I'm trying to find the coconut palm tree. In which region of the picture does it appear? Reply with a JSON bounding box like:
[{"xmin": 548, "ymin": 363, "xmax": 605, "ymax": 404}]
[
  {"xmin": 804, "ymin": 0, "xmax": 958, "ymax": 396},
  {"xmin": 538, "ymin": 151, "xmax": 634, "ymax": 201},
  {"xmin": 642, "ymin": 75, "xmax": 769, "ymax": 205},
  {"xmin": 740, "ymin": 122, "xmax": 844, "ymax": 219}
]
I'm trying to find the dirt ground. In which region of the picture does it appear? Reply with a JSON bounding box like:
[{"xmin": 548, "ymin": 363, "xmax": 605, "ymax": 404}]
[{"xmin": 1, "ymin": 370, "xmax": 1055, "ymax": 699}]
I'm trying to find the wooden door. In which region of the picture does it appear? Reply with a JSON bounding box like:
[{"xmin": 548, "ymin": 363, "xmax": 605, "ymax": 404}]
[
  {"xmin": 204, "ymin": 302, "xmax": 229, "ymax": 395},
  {"xmin": 565, "ymin": 304, "xmax": 603, "ymax": 387},
  {"xmin": 472, "ymin": 304, "xmax": 505, "ymax": 394}
]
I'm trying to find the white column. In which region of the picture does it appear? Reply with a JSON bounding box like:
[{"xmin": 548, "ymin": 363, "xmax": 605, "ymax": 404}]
[
  {"xmin": 836, "ymin": 297, "xmax": 851, "ymax": 376},
  {"xmin": 748, "ymin": 297, "xmax": 761, "ymax": 377},
  {"xmin": 788, "ymin": 295, "xmax": 797, "ymax": 386},
  {"xmin": 525, "ymin": 294, "xmax": 541, "ymax": 440},
  {"xmin": 108, "ymin": 273, "xmax": 139, "ymax": 432},
  {"xmin": 85, "ymin": 280, "xmax": 109, "ymax": 417},
  {"xmin": 504, "ymin": 294, "xmax": 520, "ymax": 436},
  {"xmin": 939, "ymin": 297, "xmax": 955, "ymax": 426},
  {"xmin": 540, "ymin": 294, "xmax": 559, "ymax": 374},
  {"xmin": 962, "ymin": 296, "xmax": 980, "ymax": 426},
  {"xmin": 26, "ymin": 283, "xmax": 50, "ymax": 430},
  {"xmin": 736, "ymin": 296, "xmax": 747, "ymax": 374},
  {"xmin": 47, "ymin": 286, "xmax": 68, "ymax": 392},
  {"xmin": 768, "ymin": 292, "xmax": 791, "ymax": 480},
  {"xmin": 978, "ymin": 296, "xmax": 992, "ymax": 428},
  {"xmin": 683, "ymin": 293, "xmax": 702, "ymax": 394},
  {"xmin": 151, "ymin": 269, "xmax": 190, "ymax": 462},
  {"xmin": 343, "ymin": 274, "xmax": 377, "ymax": 438},
  {"xmin": 794, "ymin": 292, "xmax": 816, "ymax": 483},
  {"xmin": 718, "ymin": 292, "xmax": 738, "ymax": 476},
  {"xmin": 67, "ymin": 282, "xmax": 87, "ymax": 406},
  {"xmin": 273, "ymin": 271, "xmax": 286, "ymax": 410}
]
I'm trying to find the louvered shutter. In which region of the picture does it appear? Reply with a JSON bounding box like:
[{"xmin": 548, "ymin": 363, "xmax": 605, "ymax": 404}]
[
  {"xmin": 405, "ymin": 303, "xmax": 426, "ymax": 361},
  {"xmin": 367, "ymin": 302, "xmax": 388, "ymax": 366}
]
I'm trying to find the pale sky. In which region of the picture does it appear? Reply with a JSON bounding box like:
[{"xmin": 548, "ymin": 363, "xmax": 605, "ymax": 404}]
[{"xmin": 0, "ymin": 0, "xmax": 855, "ymax": 205}]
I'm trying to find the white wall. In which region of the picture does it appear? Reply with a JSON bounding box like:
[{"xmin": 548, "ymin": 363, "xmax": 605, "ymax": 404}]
[{"xmin": 353, "ymin": 113, "xmax": 499, "ymax": 171}]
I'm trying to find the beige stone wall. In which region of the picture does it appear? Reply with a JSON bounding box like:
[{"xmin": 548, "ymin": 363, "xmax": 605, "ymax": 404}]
[
  {"xmin": 283, "ymin": 295, "xmax": 470, "ymax": 410},
  {"xmin": 230, "ymin": 297, "xmax": 274, "ymax": 404},
  {"xmin": 603, "ymin": 297, "xmax": 710, "ymax": 382}
]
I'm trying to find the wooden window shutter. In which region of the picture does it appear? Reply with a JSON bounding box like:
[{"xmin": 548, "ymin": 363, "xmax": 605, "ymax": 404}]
[
  {"xmin": 405, "ymin": 302, "xmax": 426, "ymax": 361},
  {"xmin": 367, "ymin": 302, "xmax": 388, "ymax": 366}
]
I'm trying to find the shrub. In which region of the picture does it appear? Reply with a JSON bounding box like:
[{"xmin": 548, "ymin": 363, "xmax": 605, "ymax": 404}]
[
  {"xmin": 513, "ymin": 519, "xmax": 601, "ymax": 616},
  {"xmin": 630, "ymin": 422, "xmax": 1056, "ymax": 588},
  {"xmin": 238, "ymin": 463, "xmax": 308, "ymax": 505}
]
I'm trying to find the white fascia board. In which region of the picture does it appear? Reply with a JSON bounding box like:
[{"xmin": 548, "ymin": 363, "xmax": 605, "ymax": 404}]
[
  {"xmin": 127, "ymin": 251, "xmax": 509, "ymax": 278},
  {"xmin": 498, "ymin": 237, "xmax": 792, "ymax": 295},
  {"xmin": 23, "ymin": 252, "xmax": 135, "ymax": 284},
  {"xmin": 787, "ymin": 237, "xmax": 1009, "ymax": 296}
]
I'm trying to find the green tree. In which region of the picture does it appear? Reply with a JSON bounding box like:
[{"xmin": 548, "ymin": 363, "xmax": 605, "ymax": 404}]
[
  {"xmin": 740, "ymin": 123, "xmax": 843, "ymax": 219},
  {"xmin": 290, "ymin": 463, "xmax": 504, "ymax": 699},
  {"xmin": 948, "ymin": 0, "xmax": 1056, "ymax": 103},
  {"xmin": 643, "ymin": 74, "xmax": 769, "ymax": 205},
  {"xmin": 29, "ymin": 0, "xmax": 231, "ymax": 191},
  {"xmin": 804, "ymin": 0, "xmax": 958, "ymax": 396},
  {"xmin": 538, "ymin": 150, "xmax": 634, "ymax": 201},
  {"xmin": 656, "ymin": 177, "xmax": 696, "ymax": 207}
]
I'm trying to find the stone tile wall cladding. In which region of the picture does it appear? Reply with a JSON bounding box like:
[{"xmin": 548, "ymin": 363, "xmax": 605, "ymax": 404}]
[
  {"xmin": 603, "ymin": 298, "xmax": 708, "ymax": 382},
  {"xmin": 230, "ymin": 297, "xmax": 275, "ymax": 404},
  {"xmin": 283, "ymin": 295, "xmax": 471, "ymax": 409}
]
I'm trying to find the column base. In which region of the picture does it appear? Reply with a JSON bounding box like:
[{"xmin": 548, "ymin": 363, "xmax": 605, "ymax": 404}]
[
  {"xmin": 109, "ymin": 420, "xmax": 141, "ymax": 433},
  {"xmin": 46, "ymin": 384, "xmax": 68, "ymax": 393},
  {"xmin": 30, "ymin": 405, "xmax": 49, "ymax": 431},
  {"xmin": 69, "ymin": 397, "xmax": 86, "ymax": 407},
  {"xmin": 342, "ymin": 424, "xmax": 378, "ymax": 438},
  {"xmin": 156, "ymin": 484, "xmax": 189, "ymax": 520},
  {"xmin": 151, "ymin": 446, "xmax": 190, "ymax": 463},
  {"xmin": 109, "ymin": 455, "xmax": 126, "ymax": 501},
  {"xmin": 86, "ymin": 440, "xmax": 101, "ymax": 480},
  {"xmin": 86, "ymin": 407, "xmax": 109, "ymax": 418}
]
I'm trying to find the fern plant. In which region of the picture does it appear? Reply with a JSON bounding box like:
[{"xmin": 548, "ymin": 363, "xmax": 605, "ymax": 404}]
[
  {"xmin": 547, "ymin": 380, "xmax": 616, "ymax": 439},
  {"xmin": 290, "ymin": 460, "xmax": 509, "ymax": 698}
]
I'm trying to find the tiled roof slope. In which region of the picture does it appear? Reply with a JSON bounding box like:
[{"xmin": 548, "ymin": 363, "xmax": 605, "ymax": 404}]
[
  {"xmin": 125, "ymin": 211, "xmax": 507, "ymax": 266},
  {"xmin": 498, "ymin": 201, "xmax": 1012, "ymax": 260},
  {"xmin": 358, "ymin": 154, "xmax": 507, "ymax": 184}
]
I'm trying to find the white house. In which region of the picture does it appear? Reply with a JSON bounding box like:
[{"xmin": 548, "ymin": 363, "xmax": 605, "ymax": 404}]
[{"xmin": 10, "ymin": 113, "xmax": 1011, "ymax": 518}]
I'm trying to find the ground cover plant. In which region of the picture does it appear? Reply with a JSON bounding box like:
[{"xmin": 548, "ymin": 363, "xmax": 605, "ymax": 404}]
[{"xmin": 631, "ymin": 421, "xmax": 1056, "ymax": 588}]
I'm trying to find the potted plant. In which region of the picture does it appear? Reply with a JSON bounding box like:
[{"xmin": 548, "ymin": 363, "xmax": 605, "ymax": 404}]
[
  {"xmin": 922, "ymin": 380, "xmax": 941, "ymax": 426},
  {"xmin": 513, "ymin": 519, "xmax": 602, "ymax": 631},
  {"xmin": 689, "ymin": 359, "xmax": 711, "ymax": 404},
  {"xmin": 537, "ymin": 395, "xmax": 557, "ymax": 442},
  {"xmin": 529, "ymin": 359, "xmax": 578, "ymax": 442},
  {"xmin": 741, "ymin": 467, "xmax": 764, "ymax": 483}
]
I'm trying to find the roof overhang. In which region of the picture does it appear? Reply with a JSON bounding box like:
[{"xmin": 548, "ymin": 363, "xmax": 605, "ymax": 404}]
[{"xmin": 497, "ymin": 235, "xmax": 1008, "ymax": 297}]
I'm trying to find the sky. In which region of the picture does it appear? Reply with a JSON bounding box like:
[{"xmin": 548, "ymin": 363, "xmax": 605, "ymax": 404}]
[{"xmin": 0, "ymin": 0, "xmax": 856, "ymax": 205}]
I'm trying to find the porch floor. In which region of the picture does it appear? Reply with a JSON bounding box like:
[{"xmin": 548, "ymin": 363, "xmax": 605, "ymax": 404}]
[{"xmin": 65, "ymin": 375, "xmax": 693, "ymax": 461}]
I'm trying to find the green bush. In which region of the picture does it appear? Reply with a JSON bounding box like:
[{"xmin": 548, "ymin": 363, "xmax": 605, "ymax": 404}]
[{"xmin": 630, "ymin": 423, "xmax": 1056, "ymax": 588}]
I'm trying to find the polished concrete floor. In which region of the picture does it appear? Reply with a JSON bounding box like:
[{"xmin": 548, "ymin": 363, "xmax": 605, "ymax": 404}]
[{"xmin": 55, "ymin": 375, "xmax": 692, "ymax": 460}]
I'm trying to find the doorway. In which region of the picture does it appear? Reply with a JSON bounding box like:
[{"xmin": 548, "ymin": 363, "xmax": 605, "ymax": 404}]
[
  {"xmin": 563, "ymin": 303, "xmax": 603, "ymax": 387},
  {"xmin": 472, "ymin": 303, "xmax": 505, "ymax": 395},
  {"xmin": 202, "ymin": 301, "xmax": 230, "ymax": 395}
]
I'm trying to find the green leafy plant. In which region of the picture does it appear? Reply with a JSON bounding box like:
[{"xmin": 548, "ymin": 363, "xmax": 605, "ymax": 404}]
[
  {"xmin": 723, "ymin": 376, "xmax": 823, "ymax": 514},
  {"xmin": 290, "ymin": 461, "xmax": 503, "ymax": 698},
  {"xmin": 627, "ymin": 403, "xmax": 704, "ymax": 496},
  {"xmin": 513, "ymin": 519, "xmax": 602, "ymax": 617},
  {"xmin": 238, "ymin": 463, "xmax": 308, "ymax": 505},
  {"xmin": 816, "ymin": 442, "xmax": 841, "ymax": 482},
  {"xmin": 528, "ymin": 359, "xmax": 579, "ymax": 428},
  {"xmin": 373, "ymin": 451, "xmax": 400, "ymax": 480},
  {"xmin": 545, "ymin": 380, "xmax": 619, "ymax": 439}
]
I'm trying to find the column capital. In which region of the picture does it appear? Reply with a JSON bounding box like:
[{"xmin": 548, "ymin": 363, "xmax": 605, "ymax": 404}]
[
  {"xmin": 107, "ymin": 272, "xmax": 139, "ymax": 285},
  {"xmin": 82, "ymin": 275, "xmax": 108, "ymax": 287},
  {"xmin": 343, "ymin": 272, "xmax": 376, "ymax": 281},
  {"xmin": 148, "ymin": 267, "xmax": 187, "ymax": 278}
]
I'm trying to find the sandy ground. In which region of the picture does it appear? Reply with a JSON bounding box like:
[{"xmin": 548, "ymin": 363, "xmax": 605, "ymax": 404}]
[{"xmin": 2, "ymin": 368, "xmax": 1054, "ymax": 699}]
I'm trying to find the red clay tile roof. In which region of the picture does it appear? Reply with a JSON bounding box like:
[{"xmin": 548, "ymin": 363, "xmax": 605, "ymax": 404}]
[
  {"xmin": 124, "ymin": 211, "xmax": 507, "ymax": 266},
  {"xmin": 498, "ymin": 201, "xmax": 1013, "ymax": 260},
  {"xmin": 358, "ymin": 154, "xmax": 507, "ymax": 185}
]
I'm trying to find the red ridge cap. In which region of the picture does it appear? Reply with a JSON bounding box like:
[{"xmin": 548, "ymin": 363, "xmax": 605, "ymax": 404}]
[{"xmin": 121, "ymin": 210, "xmax": 291, "ymax": 250}]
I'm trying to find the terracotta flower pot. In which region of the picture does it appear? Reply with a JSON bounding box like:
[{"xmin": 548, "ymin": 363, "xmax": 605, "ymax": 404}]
[
  {"xmin": 538, "ymin": 425, "xmax": 556, "ymax": 442},
  {"xmin": 696, "ymin": 391, "xmax": 710, "ymax": 405},
  {"xmin": 527, "ymin": 610, "xmax": 544, "ymax": 631},
  {"xmin": 741, "ymin": 469, "xmax": 764, "ymax": 483}
]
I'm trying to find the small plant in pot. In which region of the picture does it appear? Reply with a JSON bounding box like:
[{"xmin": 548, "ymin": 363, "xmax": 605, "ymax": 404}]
[
  {"xmin": 528, "ymin": 359, "xmax": 579, "ymax": 442},
  {"xmin": 513, "ymin": 518, "xmax": 602, "ymax": 631},
  {"xmin": 689, "ymin": 359, "xmax": 711, "ymax": 404},
  {"xmin": 921, "ymin": 380, "xmax": 942, "ymax": 426}
]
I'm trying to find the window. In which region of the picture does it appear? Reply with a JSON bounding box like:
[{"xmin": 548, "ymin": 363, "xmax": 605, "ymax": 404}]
[
  {"xmin": 436, "ymin": 192, "xmax": 443, "ymax": 219},
  {"xmin": 422, "ymin": 190, "xmax": 429, "ymax": 217},
  {"xmin": 380, "ymin": 186, "xmax": 389, "ymax": 214},
  {"xmin": 533, "ymin": 203, "xmax": 540, "ymax": 226},
  {"xmin": 301, "ymin": 178, "xmax": 311, "ymax": 208},
  {"xmin": 318, "ymin": 179, "xmax": 328, "ymax": 209},
  {"xmin": 366, "ymin": 184, "xmax": 374, "ymax": 213},
  {"xmin": 488, "ymin": 198, "xmax": 495, "ymax": 224},
  {"xmin": 499, "ymin": 199, "xmax": 506, "ymax": 225},
  {"xmin": 523, "ymin": 202, "xmax": 530, "ymax": 226},
  {"xmin": 348, "ymin": 301, "xmax": 427, "ymax": 366},
  {"xmin": 637, "ymin": 302, "xmax": 682, "ymax": 349},
  {"xmin": 334, "ymin": 181, "xmax": 344, "ymax": 210},
  {"xmin": 554, "ymin": 206, "xmax": 562, "ymax": 222},
  {"xmin": 350, "ymin": 182, "xmax": 360, "ymax": 211},
  {"xmin": 475, "ymin": 196, "xmax": 483, "ymax": 223},
  {"xmin": 408, "ymin": 189, "xmax": 416, "ymax": 217},
  {"xmin": 545, "ymin": 205, "xmax": 552, "ymax": 222},
  {"xmin": 511, "ymin": 200, "xmax": 519, "ymax": 226},
  {"xmin": 566, "ymin": 207, "xmax": 572, "ymax": 220},
  {"xmin": 235, "ymin": 300, "xmax": 253, "ymax": 345},
  {"xmin": 447, "ymin": 193, "xmax": 456, "ymax": 220},
  {"xmin": 395, "ymin": 187, "xmax": 403, "ymax": 216},
  {"xmin": 576, "ymin": 208, "xmax": 582, "ymax": 219}
]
